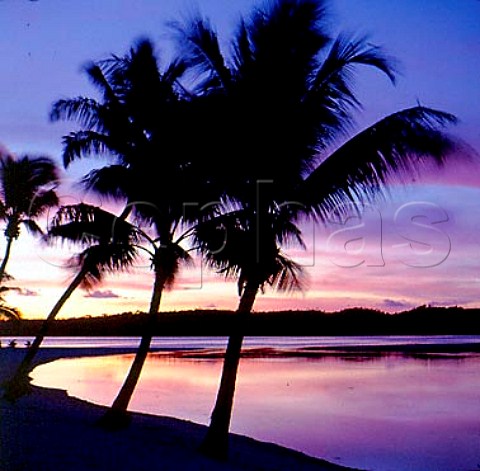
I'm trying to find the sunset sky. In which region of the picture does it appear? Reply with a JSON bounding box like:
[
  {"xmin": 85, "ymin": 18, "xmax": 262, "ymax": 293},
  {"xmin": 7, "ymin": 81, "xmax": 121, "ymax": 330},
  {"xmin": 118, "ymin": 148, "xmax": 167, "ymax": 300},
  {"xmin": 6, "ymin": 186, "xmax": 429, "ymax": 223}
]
[{"xmin": 1, "ymin": 0, "xmax": 479, "ymax": 319}]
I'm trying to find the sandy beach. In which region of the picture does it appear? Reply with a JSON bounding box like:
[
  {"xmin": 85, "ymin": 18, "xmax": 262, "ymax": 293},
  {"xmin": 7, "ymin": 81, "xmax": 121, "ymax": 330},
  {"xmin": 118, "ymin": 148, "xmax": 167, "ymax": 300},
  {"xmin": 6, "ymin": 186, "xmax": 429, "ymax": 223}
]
[{"xmin": 0, "ymin": 348, "xmax": 353, "ymax": 471}]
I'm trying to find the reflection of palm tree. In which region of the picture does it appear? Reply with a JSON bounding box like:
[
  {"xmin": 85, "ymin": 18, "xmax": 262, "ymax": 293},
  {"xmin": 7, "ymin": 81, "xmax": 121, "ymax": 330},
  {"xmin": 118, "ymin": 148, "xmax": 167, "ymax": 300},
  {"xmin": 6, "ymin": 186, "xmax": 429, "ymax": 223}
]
[
  {"xmin": 51, "ymin": 40, "xmax": 215, "ymax": 427},
  {"xmin": 175, "ymin": 0, "xmax": 463, "ymax": 458},
  {"xmin": 3, "ymin": 203, "xmax": 139, "ymax": 400},
  {"xmin": 0, "ymin": 153, "xmax": 59, "ymax": 282}
]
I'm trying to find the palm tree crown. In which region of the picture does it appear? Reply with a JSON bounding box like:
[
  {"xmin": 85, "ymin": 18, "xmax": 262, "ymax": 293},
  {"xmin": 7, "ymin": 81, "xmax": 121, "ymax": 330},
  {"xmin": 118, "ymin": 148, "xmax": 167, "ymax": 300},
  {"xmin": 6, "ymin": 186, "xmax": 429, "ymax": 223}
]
[
  {"xmin": 173, "ymin": 0, "xmax": 460, "ymax": 214},
  {"xmin": 46, "ymin": 203, "xmax": 140, "ymax": 287},
  {"xmin": 0, "ymin": 153, "xmax": 59, "ymax": 281}
]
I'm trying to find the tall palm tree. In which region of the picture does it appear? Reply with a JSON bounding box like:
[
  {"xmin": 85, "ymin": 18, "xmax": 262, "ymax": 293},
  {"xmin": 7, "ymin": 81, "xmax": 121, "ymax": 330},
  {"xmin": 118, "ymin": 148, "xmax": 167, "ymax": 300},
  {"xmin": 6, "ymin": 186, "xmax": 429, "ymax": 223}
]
[
  {"xmin": 173, "ymin": 0, "xmax": 464, "ymax": 458},
  {"xmin": 2, "ymin": 203, "xmax": 139, "ymax": 400},
  {"xmin": 0, "ymin": 153, "xmax": 60, "ymax": 281},
  {"xmin": 195, "ymin": 206, "xmax": 307, "ymax": 458},
  {"xmin": 50, "ymin": 40, "xmax": 219, "ymax": 427}
]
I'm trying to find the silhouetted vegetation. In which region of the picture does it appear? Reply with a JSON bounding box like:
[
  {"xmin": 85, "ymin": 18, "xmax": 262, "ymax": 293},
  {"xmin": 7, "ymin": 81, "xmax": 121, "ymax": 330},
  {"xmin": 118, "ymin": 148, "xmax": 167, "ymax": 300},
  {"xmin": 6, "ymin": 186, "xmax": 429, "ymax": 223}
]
[
  {"xmin": 176, "ymin": 0, "xmax": 464, "ymax": 457},
  {"xmin": 0, "ymin": 153, "xmax": 60, "ymax": 281},
  {"xmin": 0, "ymin": 281, "xmax": 21, "ymax": 321},
  {"xmin": 1, "ymin": 306, "xmax": 478, "ymax": 337},
  {"xmin": 2, "ymin": 205, "xmax": 141, "ymax": 402},
  {"xmin": 0, "ymin": 0, "xmax": 472, "ymax": 459}
]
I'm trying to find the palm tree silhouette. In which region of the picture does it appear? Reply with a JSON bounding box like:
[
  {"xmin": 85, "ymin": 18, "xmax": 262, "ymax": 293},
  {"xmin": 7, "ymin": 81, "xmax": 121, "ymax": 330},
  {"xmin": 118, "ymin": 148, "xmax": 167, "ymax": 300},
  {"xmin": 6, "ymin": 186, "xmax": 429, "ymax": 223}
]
[
  {"xmin": 194, "ymin": 205, "xmax": 306, "ymax": 456},
  {"xmin": 50, "ymin": 40, "xmax": 219, "ymax": 427},
  {"xmin": 0, "ymin": 284, "xmax": 21, "ymax": 321},
  {"xmin": 173, "ymin": 0, "xmax": 464, "ymax": 458},
  {"xmin": 0, "ymin": 153, "xmax": 59, "ymax": 282},
  {"xmin": 2, "ymin": 203, "xmax": 139, "ymax": 400}
]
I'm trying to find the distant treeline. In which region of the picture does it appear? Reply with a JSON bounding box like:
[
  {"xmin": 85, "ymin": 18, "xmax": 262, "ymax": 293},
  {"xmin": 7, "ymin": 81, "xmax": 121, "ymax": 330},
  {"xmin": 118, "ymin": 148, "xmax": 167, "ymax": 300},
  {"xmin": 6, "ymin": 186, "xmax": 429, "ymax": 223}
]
[{"xmin": 0, "ymin": 306, "xmax": 479, "ymax": 337}]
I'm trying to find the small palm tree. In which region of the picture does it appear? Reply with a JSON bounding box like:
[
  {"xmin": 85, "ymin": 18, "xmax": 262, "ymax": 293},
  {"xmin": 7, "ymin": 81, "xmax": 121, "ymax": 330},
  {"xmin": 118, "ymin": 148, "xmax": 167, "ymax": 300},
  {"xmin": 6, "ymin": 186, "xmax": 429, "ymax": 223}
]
[
  {"xmin": 0, "ymin": 153, "xmax": 60, "ymax": 281},
  {"xmin": 174, "ymin": 0, "xmax": 465, "ymax": 458},
  {"xmin": 2, "ymin": 203, "xmax": 139, "ymax": 400}
]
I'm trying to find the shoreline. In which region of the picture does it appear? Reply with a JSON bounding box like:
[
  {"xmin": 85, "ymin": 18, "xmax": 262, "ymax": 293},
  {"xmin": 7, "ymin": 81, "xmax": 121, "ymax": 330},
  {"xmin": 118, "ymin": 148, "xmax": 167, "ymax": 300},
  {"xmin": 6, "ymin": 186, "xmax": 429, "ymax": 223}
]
[
  {"xmin": 0, "ymin": 347, "xmax": 355, "ymax": 471},
  {"xmin": 2, "ymin": 342, "xmax": 478, "ymax": 470}
]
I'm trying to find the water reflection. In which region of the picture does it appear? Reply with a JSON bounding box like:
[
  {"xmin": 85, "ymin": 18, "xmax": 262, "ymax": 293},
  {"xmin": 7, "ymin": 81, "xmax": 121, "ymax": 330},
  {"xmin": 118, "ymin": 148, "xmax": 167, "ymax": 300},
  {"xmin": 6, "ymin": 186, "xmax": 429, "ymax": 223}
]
[{"xmin": 32, "ymin": 351, "xmax": 480, "ymax": 471}]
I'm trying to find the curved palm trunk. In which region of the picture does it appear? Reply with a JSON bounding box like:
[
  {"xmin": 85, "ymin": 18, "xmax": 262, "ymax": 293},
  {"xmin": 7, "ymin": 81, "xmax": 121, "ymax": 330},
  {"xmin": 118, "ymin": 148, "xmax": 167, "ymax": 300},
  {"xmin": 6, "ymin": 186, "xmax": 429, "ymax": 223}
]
[
  {"xmin": 3, "ymin": 267, "xmax": 88, "ymax": 401},
  {"xmin": 199, "ymin": 282, "xmax": 259, "ymax": 460},
  {"xmin": 0, "ymin": 236, "xmax": 14, "ymax": 282},
  {"xmin": 98, "ymin": 267, "xmax": 166, "ymax": 429}
]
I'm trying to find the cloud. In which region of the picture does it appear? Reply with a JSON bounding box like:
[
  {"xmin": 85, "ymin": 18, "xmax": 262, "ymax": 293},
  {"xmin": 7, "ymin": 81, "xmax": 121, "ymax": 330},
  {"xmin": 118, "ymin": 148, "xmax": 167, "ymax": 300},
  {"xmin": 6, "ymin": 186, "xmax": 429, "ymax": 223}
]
[
  {"xmin": 17, "ymin": 288, "xmax": 39, "ymax": 297},
  {"xmin": 426, "ymin": 298, "xmax": 473, "ymax": 308},
  {"xmin": 84, "ymin": 289, "xmax": 121, "ymax": 299},
  {"xmin": 381, "ymin": 299, "xmax": 412, "ymax": 310}
]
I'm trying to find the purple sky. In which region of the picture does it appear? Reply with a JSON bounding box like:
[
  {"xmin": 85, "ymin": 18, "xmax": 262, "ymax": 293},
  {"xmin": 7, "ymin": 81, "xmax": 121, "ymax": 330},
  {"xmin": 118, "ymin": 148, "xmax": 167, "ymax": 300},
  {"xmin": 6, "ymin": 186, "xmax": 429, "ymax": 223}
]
[{"xmin": 1, "ymin": 0, "xmax": 480, "ymax": 318}]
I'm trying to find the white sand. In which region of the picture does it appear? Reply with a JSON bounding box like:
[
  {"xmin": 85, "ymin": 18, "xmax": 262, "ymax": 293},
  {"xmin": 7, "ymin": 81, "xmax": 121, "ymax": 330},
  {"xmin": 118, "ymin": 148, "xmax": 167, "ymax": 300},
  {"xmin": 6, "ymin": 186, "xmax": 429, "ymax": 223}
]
[{"xmin": 0, "ymin": 348, "xmax": 353, "ymax": 471}]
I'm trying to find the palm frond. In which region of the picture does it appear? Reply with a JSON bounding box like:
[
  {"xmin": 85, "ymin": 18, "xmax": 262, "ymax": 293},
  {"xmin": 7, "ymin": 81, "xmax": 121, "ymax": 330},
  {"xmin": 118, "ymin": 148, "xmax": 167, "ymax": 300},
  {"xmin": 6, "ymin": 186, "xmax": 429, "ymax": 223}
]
[
  {"xmin": 50, "ymin": 97, "xmax": 103, "ymax": 131},
  {"xmin": 67, "ymin": 242, "xmax": 138, "ymax": 290},
  {"xmin": 230, "ymin": 19, "xmax": 253, "ymax": 75},
  {"xmin": 164, "ymin": 58, "xmax": 189, "ymax": 92},
  {"xmin": 0, "ymin": 272, "xmax": 13, "ymax": 283},
  {"xmin": 0, "ymin": 282, "xmax": 21, "ymax": 320},
  {"xmin": 84, "ymin": 63, "xmax": 121, "ymax": 104},
  {"xmin": 312, "ymin": 32, "xmax": 396, "ymax": 91},
  {"xmin": 95, "ymin": 55, "xmax": 129, "ymax": 95},
  {"xmin": 170, "ymin": 15, "xmax": 231, "ymax": 94},
  {"xmin": 17, "ymin": 155, "xmax": 60, "ymax": 188},
  {"xmin": 0, "ymin": 154, "xmax": 59, "ymax": 219},
  {"xmin": 245, "ymin": 0, "xmax": 330, "ymax": 91},
  {"xmin": 306, "ymin": 33, "xmax": 397, "ymax": 149},
  {"xmin": 302, "ymin": 106, "xmax": 460, "ymax": 221},
  {"xmin": 21, "ymin": 219, "xmax": 43, "ymax": 236},
  {"xmin": 0, "ymin": 304, "xmax": 21, "ymax": 320},
  {"xmin": 27, "ymin": 189, "xmax": 59, "ymax": 218},
  {"xmin": 272, "ymin": 208, "xmax": 306, "ymax": 249},
  {"xmin": 49, "ymin": 204, "xmax": 140, "ymax": 289},
  {"xmin": 81, "ymin": 165, "xmax": 131, "ymax": 200},
  {"xmin": 61, "ymin": 131, "xmax": 113, "ymax": 167},
  {"xmin": 46, "ymin": 203, "xmax": 140, "ymax": 248},
  {"xmin": 194, "ymin": 207, "xmax": 305, "ymax": 294},
  {"xmin": 154, "ymin": 242, "xmax": 194, "ymax": 290},
  {"xmin": 267, "ymin": 252, "xmax": 306, "ymax": 293},
  {"xmin": 120, "ymin": 40, "xmax": 165, "ymax": 124}
]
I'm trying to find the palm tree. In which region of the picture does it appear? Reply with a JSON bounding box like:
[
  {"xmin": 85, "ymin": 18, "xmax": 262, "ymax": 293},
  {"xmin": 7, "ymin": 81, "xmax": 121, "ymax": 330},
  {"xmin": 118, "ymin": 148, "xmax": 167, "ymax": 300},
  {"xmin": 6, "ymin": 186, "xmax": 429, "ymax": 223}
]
[
  {"xmin": 50, "ymin": 40, "xmax": 219, "ymax": 427},
  {"xmin": 0, "ymin": 153, "xmax": 60, "ymax": 282},
  {"xmin": 194, "ymin": 205, "xmax": 306, "ymax": 456},
  {"xmin": 0, "ymin": 285, "xmax": 21, "ymax": 321},
  {"xmin": 2, "ymin": 203, "xmax": 139, "ymax": 400},
  {"xmin": 173, "ymin": 0, "xmax": 464, "ymax": 458}
]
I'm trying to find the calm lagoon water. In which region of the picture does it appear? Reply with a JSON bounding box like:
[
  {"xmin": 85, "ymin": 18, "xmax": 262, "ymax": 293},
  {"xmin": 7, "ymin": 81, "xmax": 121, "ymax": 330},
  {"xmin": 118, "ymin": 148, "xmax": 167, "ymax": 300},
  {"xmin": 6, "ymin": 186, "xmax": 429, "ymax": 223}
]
[
  {"xmin": 4, "ymin": 334, "xmax": 480, "ymax": 349},
  {"xmin": 28, "ymin": 336, "xmax": 480, "ymax": 471}
]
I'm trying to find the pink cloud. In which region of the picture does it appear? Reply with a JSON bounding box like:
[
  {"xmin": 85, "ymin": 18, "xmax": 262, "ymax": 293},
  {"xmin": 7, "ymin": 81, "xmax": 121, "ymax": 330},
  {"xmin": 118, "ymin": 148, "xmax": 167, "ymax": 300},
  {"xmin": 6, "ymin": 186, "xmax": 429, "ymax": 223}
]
[
  {"xmin": 84, "ymin": 289, "xmax": 121, "ymax": 299},
  {"xmin": 17, "ymin": 288, "xmax": 40, "ymax": 297}
]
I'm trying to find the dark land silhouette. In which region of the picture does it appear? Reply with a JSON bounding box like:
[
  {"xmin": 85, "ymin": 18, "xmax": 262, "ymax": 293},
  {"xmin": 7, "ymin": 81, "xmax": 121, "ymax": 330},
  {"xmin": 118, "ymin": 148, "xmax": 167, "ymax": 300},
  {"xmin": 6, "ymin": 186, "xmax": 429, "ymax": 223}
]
[{"xmin": 1, "ymin": 305, "xmax": 478, "ymax": 337}]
